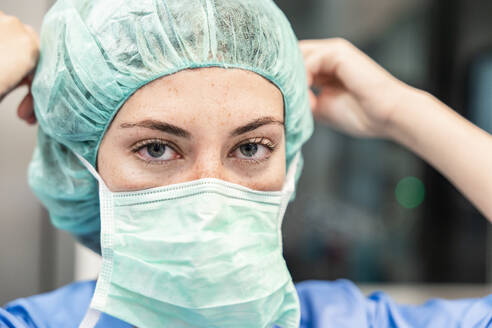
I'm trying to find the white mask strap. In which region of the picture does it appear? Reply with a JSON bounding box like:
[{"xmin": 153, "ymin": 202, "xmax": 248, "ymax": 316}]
[
  {"xmin": 74, "ymin": 152, "xmax": 110, "ymax": 191},
  {"xmin": 79, "ymin": 308, "xmax": 101, "ymax": 328},
  {"xmin": 75, "ymin": 152, "xmax": 111, "ymax": 328},
  {"xmin": 277, "ymin": 151, "xmax": 300, "ymax": 221},
  {"xmin": 283, "ymin": 152, "xmax": 301, "ymax": 194}
]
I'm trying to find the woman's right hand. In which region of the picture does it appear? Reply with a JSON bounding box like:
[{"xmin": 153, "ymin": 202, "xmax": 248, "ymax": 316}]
[
  {"xmin": 0, "ymin": 11, "xmax": 39, "ymax": 124},
  {"xmin": 300, "ymin": 38, "xmax": 416, "ymax": 139}
]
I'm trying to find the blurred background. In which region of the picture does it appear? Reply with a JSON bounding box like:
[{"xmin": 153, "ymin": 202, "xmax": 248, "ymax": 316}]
[{"xmin": 1, "ymin": 0, "xmax": 492, "ymax": 305}]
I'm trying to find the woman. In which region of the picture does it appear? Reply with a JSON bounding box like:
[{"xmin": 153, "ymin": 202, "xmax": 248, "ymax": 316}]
[{"xmin": 1, "ymin": 1, "xmax": 492, "ymax": 327}]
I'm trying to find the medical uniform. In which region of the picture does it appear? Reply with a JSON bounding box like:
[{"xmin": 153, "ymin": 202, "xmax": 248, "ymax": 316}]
[{"xmin": 2, "ymin": 279, "xmax": 491, "ymax": 327}]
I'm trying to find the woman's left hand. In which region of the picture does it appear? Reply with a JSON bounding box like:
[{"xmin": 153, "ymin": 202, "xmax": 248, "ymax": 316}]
[
  {"xmin": 299, "ymin": 38, "xmax": 412, "ymax": 139},
  {"xmin": 300, "ymin": 38, "xmax": 492, "ymax": 223}
]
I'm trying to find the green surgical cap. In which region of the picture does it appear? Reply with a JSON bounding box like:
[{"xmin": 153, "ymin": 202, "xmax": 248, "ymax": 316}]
[{"xmin": 28, "ymin": 0, "xmax": 314, "ymax": 253}]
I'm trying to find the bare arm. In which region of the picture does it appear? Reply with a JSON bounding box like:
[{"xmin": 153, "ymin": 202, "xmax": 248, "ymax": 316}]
[
  {"xmin": 387, "ymin": 88, "xmax": 492, "ymax": 222},
  {"xmin": 300, "ymin": 38, "xmax": 492, "ymax": 222}
]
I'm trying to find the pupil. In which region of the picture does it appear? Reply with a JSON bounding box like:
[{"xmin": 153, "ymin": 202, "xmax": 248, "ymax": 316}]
[
  {"xmin": 239, "ymin": 143, "xmax": 258, "ymax": 157},
  {"xmin": 147, "ymin": 143, "xmax": 165, "ymax": 158}
]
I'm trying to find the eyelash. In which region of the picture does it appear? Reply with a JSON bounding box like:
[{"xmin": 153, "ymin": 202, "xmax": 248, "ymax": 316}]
[
  {"xmin": 229, "ymin": 137, "xmax": 277, "ymax": 162},
  {"xmin": 131, "ymin": 139, "xmax": 182, "ymax": 165},
  {"xmin": 130, "ymin": 137, "xmax": 277, "ymax": 165}
]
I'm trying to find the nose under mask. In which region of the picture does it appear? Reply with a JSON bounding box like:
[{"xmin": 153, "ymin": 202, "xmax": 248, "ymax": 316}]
[{"xmin": 76, "ymin": 152, "xmax": 302, "ymax": 328}]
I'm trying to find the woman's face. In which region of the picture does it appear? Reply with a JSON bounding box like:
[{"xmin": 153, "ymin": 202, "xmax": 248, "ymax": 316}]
[{"xmin": 97, "ymin": 67, "xmax": 286, "ymax": 192}]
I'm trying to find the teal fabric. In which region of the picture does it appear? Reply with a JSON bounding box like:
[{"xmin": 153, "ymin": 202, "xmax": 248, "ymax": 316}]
[
  {"xmin": 28, "ymin": 0, "xmax": 314, "ymax": 253},
  {"xmin": 75, "ymin": 152, "xmax": 301, "ymax": 327}
]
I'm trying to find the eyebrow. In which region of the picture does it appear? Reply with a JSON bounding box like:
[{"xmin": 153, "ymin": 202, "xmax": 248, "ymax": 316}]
[
  {"xmin": 120, "ymin": 120, "xmax": 191, "ymax": 138},
  {"xmin": 229, "ymin": 116, "xmax": 284, "ymax": 137},
  {"xmin": 119, "ymin": 116, "xmax": 284, "ymax": 138}
]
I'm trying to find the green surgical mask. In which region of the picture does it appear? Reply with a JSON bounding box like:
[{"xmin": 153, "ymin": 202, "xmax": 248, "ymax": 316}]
[{"xmin": 76, "ymin": 152, "xmax": 302, "ymax": 328}]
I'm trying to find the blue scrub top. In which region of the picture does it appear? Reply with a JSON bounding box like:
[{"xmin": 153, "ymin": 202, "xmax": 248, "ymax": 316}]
[{"xmin": 1, "ymin": 279, "xmax": 491, "ymax": 327}]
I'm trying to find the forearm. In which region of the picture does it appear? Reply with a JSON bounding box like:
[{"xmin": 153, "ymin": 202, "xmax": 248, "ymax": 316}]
[{"xmin": 387, "ymin": 87, "xmax": 492, "ymax": 222}]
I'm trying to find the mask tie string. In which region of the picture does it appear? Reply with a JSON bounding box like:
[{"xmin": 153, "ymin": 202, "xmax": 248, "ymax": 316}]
[
  {"xmin": 79, "ymin": 308, "xmax": 101, "ymax": 328},
  {"xmin": 75, "ymin": 152, "xmax": 110, "ymax": 328},
  {"xmin": 283, "ymin": 152, "xmax": 300, "ymax": 194},
  {"xmin": 74, "ymin": 152, "xmax": 111, "ymax": 193}
]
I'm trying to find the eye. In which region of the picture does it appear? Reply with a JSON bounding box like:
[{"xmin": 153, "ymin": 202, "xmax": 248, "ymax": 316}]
[
  {"xmin": 134, "ymin": 141, "xmax": 181, "ymax": 162},
  {"xmin": 230, "ymin": 138, "xmax": 276, "ymax": 161},
  {"xmin": 239, "ymin": 143, "xmax": 258, "ymax": 157}
]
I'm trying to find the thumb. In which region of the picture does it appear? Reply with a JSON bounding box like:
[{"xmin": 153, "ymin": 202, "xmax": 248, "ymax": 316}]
[{"xmin": 312, "ymin": 85, "xmax": 345, "ymax": 122}]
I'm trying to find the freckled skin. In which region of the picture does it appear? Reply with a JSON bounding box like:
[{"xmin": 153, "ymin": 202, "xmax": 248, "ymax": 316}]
[{"xmin": 98, "ymin": 67, "xmax": 286, "ymax": 192}]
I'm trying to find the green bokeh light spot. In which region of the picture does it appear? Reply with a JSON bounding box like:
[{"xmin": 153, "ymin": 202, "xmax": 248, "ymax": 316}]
[{"xmin": 395, "ymin": 176, "xmax": 426, "ymax": 209}]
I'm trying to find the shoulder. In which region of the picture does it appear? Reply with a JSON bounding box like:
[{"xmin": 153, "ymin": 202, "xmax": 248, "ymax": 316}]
[
  {"xmin": 3, "ymin": 280, "xmax": 131, "ymax": 328},
  {"xmin": 2, "ymin": 280, "xmax": 97, "ymax": 328},
  {"xmin": 373, "ymin": 292, "xmax": 492, "ymax": 327},
  {"xmin": 296, "ymin": 279, "xmax": 370, "ymax": 328},
  {"xmin": 295, "ymin": 279, "xmax": 492, "ymax": 328}
]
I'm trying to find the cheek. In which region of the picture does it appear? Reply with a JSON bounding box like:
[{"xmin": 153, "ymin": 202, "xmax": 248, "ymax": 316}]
[
  {"xmin": 97, "ymin": 151, "xmax": 130, "ymax": 191},
  {"xmin": 99, "ymin": 153, "xmax": 171, "ymax": 192},
  {"xmin": 97, "ymin": 138, "xmax": 143, "ymax": 192},
  {"xmin": 102, "ymin": 167, "xmax": 141, "ymax": 192},
  {"xmin": 241, "ymin": 156, "xmax": 286, "ymax": 192},
  {"xmin": 248, "ymin": 176, "xmax": 284, "ymax": 191}
]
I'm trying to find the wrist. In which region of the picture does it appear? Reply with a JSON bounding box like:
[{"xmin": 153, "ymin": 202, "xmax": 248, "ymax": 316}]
[{"xmin": 383, "ymin": 85, "xmax": 432, "ymax": 146}]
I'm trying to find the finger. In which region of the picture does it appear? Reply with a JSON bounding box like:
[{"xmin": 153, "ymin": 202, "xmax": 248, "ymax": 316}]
[
  {"xmin": 0, "ymin": 68, "xmax": 33, "ymax": 100},
  {"xmin": 303, "ymin": 49, "xmax": 344, "ymax": 95},
  {"xmin": 301, "ymin": 40, "xmax": 338, "ymax": 88},
  {"xmin": 22, "ymin": 106, "xmax": 37, "ymax": 125},
  {"xmin": 23, "ymin": 93, "xmax": 37, "ymax": 125},
  {"xmin": 303, "ymin": 46, "xmax": 340, "ymax": 78},
  {"xmin": 26, "ymin": 112, "xmax": 37, "ymax": 125},
  {"xmin": 302, "ymin": 48, "xmax": 332, "ymax": 88},
  {"xmin": 303, "ymin": 40, "xmax": 388, "ymax": 100},
  {"xmin": 312, "ymin": 87, "xmax": 353, "ymax": 130},
  {"xmin": 300, "ymin": 38, "xmax": 344, "ymax": 57},
  {"xmin": 24, "ymin": 24, "xmax": 39, "ymax": 47},
  {"xmin": 24, "ymin": 84, "xmax": 37, "ymax": 125},
  {"xmin": 17, "ymin": 91, "xmax": 35, "ymax": 122},
  {"xmin": 299, "ymin": 39, "xmax": 330, "ymax": 49},
  {"xmin": 308, "ymin": 89, "xmax": 317, "ymax": 109},
  {"xmin": 13, "ymin": 75, "xmax": 31, "ymax": 89},
  {"xmin": 305, "ymin": 67, "xmax": 313, "ymax": 86},
  {"xmin": 303, "ymin": 38, "xmax": 373, "ymax": 79},
  {"xmin": 3, "ymin": 72, "xmax": 35, "ymax": 101},
  {"xmin": 299, "ymin": 39, "xmax": 326, "ymax": 60},
  {"xmin": 21, "ymin": 24, "xmax": 40, "ymax": 75}
]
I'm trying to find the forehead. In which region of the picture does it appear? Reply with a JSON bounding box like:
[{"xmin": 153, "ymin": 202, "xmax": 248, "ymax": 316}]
[{"xmin": 116, "ymin": 67, "xmax": 284, "ymax": 125}]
